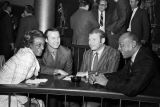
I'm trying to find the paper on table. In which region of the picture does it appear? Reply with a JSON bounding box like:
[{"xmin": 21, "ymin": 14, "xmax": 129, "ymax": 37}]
[
  {"xmin": 25, "ymin": 78, "xmax": 48, "ymax": 84},
  {"xmin": 63, "ymin": 75, "xmax": 73, "ymax": 81}
]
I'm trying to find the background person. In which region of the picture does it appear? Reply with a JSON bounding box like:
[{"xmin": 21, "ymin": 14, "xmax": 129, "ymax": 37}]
[
  {"xmin": 70, "ymin": 0, "xmax": 99, "ymax": 45},
  {"xmin": 15, "ymin": 5, "xmax": 38, "ymax": 52},
  {"xmin": 127, "ymin": 0, "xmax": 151, "ymax": 45}
]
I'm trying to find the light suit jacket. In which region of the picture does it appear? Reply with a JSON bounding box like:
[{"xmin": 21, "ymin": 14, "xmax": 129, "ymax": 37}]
[{"xmin": 80, "ymin": 45, "xmax": 120, "ymax": 74}]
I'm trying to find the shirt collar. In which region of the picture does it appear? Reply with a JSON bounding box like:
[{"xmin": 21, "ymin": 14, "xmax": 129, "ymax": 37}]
[
  {"xmin": 47, "ymin": 45, "xmax": 57, "ymax": 54},
  {"xmin": 131, "ymin": 46, "xmax": 141, "ymax": 62},
  {"xmin": 93, "ymin": 45, "xmax": 105, "ymax": 56},
  {"xmin": 132, "ymin": 7, "xmax": 138, "ymax": 13}
]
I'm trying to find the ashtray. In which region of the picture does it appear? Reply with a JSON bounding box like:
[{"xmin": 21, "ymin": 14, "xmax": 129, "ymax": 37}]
[{"xmin": 71, "ymin": 76, "xmax": 81, "ymax": 83}]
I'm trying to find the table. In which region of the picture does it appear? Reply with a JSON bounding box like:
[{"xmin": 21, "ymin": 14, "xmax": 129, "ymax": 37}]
[{"xmin": 0, "ymin": 75, "xmax": 160, "ymax": 107}]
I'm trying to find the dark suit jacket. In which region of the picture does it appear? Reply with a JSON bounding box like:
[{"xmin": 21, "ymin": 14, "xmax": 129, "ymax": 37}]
[
  {"xmin": 131, "ymin": 8, "xmax": 150, "ymax": 42},
  {"xmin": 80, "ymin": 45, "xmax": 120, "ymax": 74},
  {"xmin": 70, "ymin": 8, "xmax": 99, "ymax": 45},
  {"xmin": 92, "ymin": 0, "xmax": 131, "ymax": 48},
  {"xmin": 91, "ymin": 7, "xmax": 108, "ymax": 33},
  {"xmin": 106, "ymin": 0, "xmax": 131, "ymax": 34},
  {"xmin": 0, "ymin": 11, "xmax": 13, "ymax": 59},
  {"xmin": 15, "ymin": 15, "xmax": 38, "ymax": 50},
  {"xmin": 106, "ymin": 47, "xmax": 160, "ymax": 97},
  {"xmin": 39, "ymin": 45, "xmax": 73, "ymax": 75}
]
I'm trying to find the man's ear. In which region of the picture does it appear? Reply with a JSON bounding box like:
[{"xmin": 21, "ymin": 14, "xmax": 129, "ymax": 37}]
[
  {"xmin": 132, "ymin": 41, "xmax": 137, "ymax": 48},
  {"xmin": 101, "ymin": 38, "xmax": 105, "ymax": 44},
  {"xmin": 45, "ymin": 39, "xmax": 48, "ymax": 43}
]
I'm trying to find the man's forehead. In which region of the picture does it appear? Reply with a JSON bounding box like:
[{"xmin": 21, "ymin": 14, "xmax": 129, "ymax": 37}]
[
  {"xmin": 47, "ymin": 31, "xmax": 59, "ymax": 37},
  {"xmin": 100, "ymin": 0, "xmax": 107, "ymax": 4},
  {"xmin": 119, "ymin": 36, "xmax": 130, "ymax": 43}
]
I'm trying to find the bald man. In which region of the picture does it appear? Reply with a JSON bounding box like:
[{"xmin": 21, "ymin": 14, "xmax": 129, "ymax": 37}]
[{"xmin": 93, "ymin": 32, "xmax": 160, "ymax": 97}]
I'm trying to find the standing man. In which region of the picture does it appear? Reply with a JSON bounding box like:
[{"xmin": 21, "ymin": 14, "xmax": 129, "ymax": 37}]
[
  {"xmin": 127, "ymin": 0, "xmax": 150, "ymax": 45},
  {"xmin": 0, "ymin": 2, "xmax": 14, "ymax": 60},
  {"xmin": 92, "ymin": 0, "xmax": 132, "ymax": 49},
  {"xmin": 70, "ymin": 0, "xmax": 99, "ymax": 45},
  {"xmin": 108, "ymin": 0, "xmax": 132, "ymax": 49},
  {"xmin": 15, "ymin": 5, "xmax": 38, "ymax": 51},
  {"xmin": 39, "ymin": 28, "xmax": 72, "ymax": 76},
  {"xmin": 94, "ymin": 32, "xmax": 160, "ymax": 98},
  {"xmin": 92, "ymin": 0, "xmax": 108, "ymax": 33}
]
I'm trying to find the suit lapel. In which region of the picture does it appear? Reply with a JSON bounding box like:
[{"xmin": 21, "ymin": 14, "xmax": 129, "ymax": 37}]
[
  {"xmin": 56, "ymin": 46, "xmax": 63, "ymax": 67},
  {"xmin": 96, "ymin": 46, "xmax": 108, "ymax": 70},
  {"xmin": 131, "ymin": 8, "xmax": 140, "ymax": 25},
  {"xmin": 132, "ymin": 47, "xmax": 142, "ymax": 67},
  {"xmin": 88, "ymin": 50, "xmax": 93, "ymax": 72}
]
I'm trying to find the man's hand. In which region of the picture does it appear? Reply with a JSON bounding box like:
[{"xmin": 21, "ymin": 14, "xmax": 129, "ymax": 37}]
[
  {"xmin": 88, "ymin": 74, "xmax": 96, "ymax": 84},
  {"xmin": 94, "ymin": 74, "xmax": 108, "ymax": 86},
  {"xmin": 76, "ymin": 71, "xmax": 88, "ymax": 77},
  {"xmin": 53, "ymin": 69, "xmax": 68, "ymax": 76}
]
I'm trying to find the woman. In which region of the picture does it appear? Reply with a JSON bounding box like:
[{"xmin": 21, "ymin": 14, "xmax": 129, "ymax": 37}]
[{"xmin": 0, "ymin": 30, "xmax": 45, "ymax": 107}]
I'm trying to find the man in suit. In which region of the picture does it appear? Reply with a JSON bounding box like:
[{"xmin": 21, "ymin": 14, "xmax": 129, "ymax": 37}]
[
  {"xmin": 127, "ymin": 0, "xmax": 150, "ymax": 45},
  {"xmin": 39, "ymin": 28, "xmax": 73, "ymax": 107},
  {"xmin": 70, "ymin": 0, "xmax": 99, "ymax": 45},
  {"xmin": 106, "ymin": 0, "xmax": 132, "ymax": 49},
  {"xmin": 76, "ymin": 28, "xmax": 120, "ymax": 107},
  {"xmin": 15, "ymin": 5, "xmax": 38, "ymax": 51},
  {"xmin": 92, "ymin": 0, "xmax": 131, "ymax": 49},
  {"xmin": 91, "ymin": 0, "xmax": 107, "ymax": 33},
  {"xmin": 39, "ymin": 28, "xmax": 72, "ymax": 76},
  {"xmin": 77, "ymin": 29, "xmax": 120, "ymax": 83},
  {"xmin": 0, "ymin": 2, "xmax": 14, "ymax": 60},
  {"xmin": 94, "ymin": 32, "xmax": 160, "ymax": 98}
]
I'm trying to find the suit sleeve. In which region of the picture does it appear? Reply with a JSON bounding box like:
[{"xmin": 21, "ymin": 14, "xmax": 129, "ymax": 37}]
[
  {"xmin": 108, "ymin": 0, "xmax": 131, "ymax": 34},
  {"xmin": 79, "ymin": 51, "xmax": 88, "ymax": 72},
  {"xmin": 106, "ymin": 57, "xmax": 155, "ymax": 97},
  {"xmin": 15, "ymin": 18, "xmax": 25, "ymax": 48},
  {"xmin": 107, "ymin": 49, "xmax": 120, "ymax": 73},
  {"xmin": 39, "ymin": 57, "xmax": 55, "ymax": 75},
  {"xmin": 142, "ymin": 10, "xmax": 150, "ymax": 41},
  {"xmin": 64, "ymin": 49, "xmax": 73, "ymax": 74},
  {"xmin": 3, "ymin": 15, "xmax": 13, "ymax": 43},
  {"xmin": 89, "ymin": 12, "xmax": 99, "ymax": 29}
]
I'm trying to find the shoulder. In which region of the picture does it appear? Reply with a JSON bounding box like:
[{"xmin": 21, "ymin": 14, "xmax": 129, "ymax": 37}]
[
  {"xmin": 59, "ymin": 45, "xmax": 71, "ymax": 55},
  {"xmin": 83, "ymin": 49, "xmax": 92, "ymax": 56},
  {"xmin": 16, "ymin": 48, "xmax": 35, "ymax": 63},
  {"xmin": 104, "ymin": 45, "xmax": 120, "ymax": 55}
]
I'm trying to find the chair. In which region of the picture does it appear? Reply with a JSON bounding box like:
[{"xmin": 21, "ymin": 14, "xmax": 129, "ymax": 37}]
[{"xmin": 0, "ymin": 55, "xmax": 5, "ymax": 68}]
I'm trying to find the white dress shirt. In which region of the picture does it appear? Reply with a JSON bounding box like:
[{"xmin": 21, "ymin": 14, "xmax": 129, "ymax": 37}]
[
  {"xmin": 98, "ymin": 10, "xmax": 105, "ymax": 32},
  {"xmin": 127, "ymin": 7, "xmax": 138, "ymax": 31},
  {"xmin": 91, "ymin": 45, "xmax": 105, "ymax": 70}
]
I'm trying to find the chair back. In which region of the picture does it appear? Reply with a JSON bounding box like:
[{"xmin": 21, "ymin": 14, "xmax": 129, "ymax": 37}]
[{"xmin": 0, "ymin": 55, "xmax": 5, "ymax": 68}]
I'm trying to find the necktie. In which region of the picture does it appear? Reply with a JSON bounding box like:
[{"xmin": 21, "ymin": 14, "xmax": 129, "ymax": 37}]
[
  {"xmin": 92, "ymin": 52, "xmax": 98, "ymax": 71},
  {"xmin": 51, "ymin": 52, "xmax": 56, "ymax": 61},
  {"xmin": 129, "ymin": 59, "xmax": 133, "ymax": 72},
  {"xmin": 100, "ymin": 11, "xmax": 103, "ymax": 26}
]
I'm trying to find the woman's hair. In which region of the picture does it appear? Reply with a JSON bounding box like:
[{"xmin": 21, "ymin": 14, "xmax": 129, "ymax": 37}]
[{"xmin": 23, "ymin": 30, "xmax": 44, "ymax": 47}]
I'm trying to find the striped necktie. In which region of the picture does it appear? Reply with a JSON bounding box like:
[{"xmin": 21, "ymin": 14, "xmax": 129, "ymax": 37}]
[
  {"xmin": 92, "ymin": 52, "xmax": 98, "ymax": 71},
  {"xmin": 100, "ymin": 11, "xmax": 103, "ymax": 26}
]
